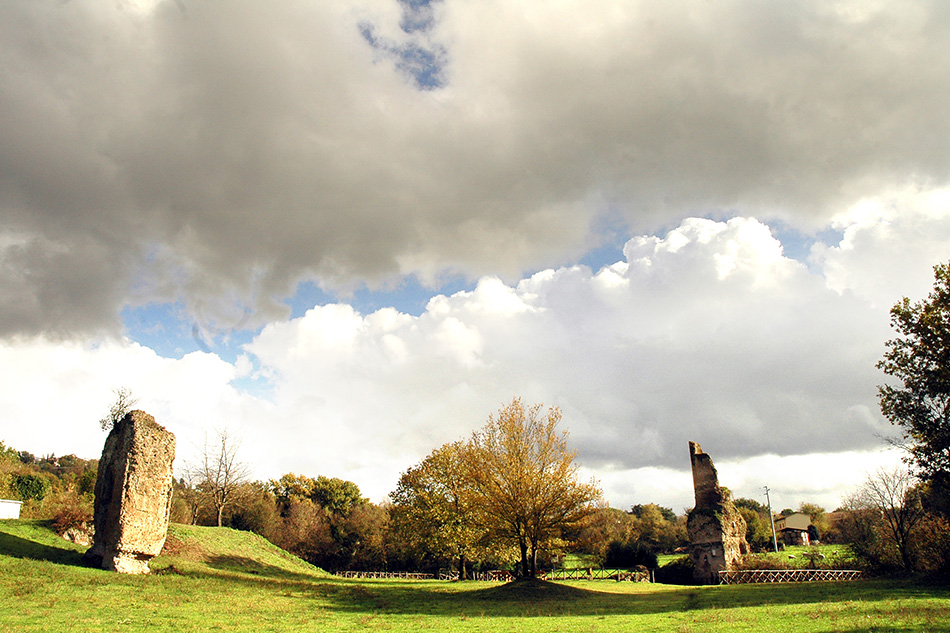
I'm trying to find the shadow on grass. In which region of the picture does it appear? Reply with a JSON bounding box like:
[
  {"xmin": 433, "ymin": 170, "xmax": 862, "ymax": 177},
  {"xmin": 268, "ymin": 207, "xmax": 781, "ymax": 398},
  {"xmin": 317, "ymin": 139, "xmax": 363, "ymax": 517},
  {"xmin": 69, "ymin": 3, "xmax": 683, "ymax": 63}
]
[
  {"xmin": 200, "ymin": 554, "xmax": 324, "ymax": 584},
  {"xmin": 303, "ymin": 577, "xmax": 950, "ymax": 620},
  {"xmin": 0, "ymin": 531, "xmax": 85, "ymax": 566}
]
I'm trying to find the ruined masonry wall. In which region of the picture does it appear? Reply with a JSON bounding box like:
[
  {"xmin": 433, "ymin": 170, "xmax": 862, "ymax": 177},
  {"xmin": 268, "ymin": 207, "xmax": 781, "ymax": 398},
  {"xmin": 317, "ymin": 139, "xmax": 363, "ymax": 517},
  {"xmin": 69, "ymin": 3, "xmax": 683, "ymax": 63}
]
[
  {"xmin": 83, "ymin": 410, "xmax": 175, "ymax": 574},
  {"xmin": 686, "ymin": 441, "xmax": 749, "ymax": 584}
]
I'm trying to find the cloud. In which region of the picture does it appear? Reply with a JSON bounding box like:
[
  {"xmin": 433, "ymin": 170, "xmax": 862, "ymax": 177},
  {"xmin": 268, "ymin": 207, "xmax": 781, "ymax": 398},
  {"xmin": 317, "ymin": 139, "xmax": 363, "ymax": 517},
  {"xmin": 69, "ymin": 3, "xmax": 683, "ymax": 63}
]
[
  {"xmin": 246, "ymin": 216, "xmax": 896, "ymax": 483},
  {"xmin": 0, "ymin": 336, "xmax": 258, "ymax": 465},
  {"xmin": 0, "ymin": 0, "xmax": 947, "ymax": 336},
  {"xmin": 812, "ymin": 186, "xmax": 950, "ymax": 308},
  {"xmin": 2, "ymin": 207, "xmax": 948, "ymax": 508},
  {"xmin": 238, "ymin": 208, "xmax": 946, "ymax": 501}
]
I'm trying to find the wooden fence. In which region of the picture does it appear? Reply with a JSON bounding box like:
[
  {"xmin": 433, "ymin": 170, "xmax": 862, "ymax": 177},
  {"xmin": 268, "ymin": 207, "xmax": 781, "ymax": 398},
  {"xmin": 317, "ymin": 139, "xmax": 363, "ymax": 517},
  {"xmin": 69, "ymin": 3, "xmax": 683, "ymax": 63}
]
[
  {"xmin": 335, "ymin": 570, "xmax": 514, "ymax": 581},
  {"xmin": 335, "ymin": 568, "xmax": 649, "ymax": 582},
  {"xmin": 718, "ymin": 569, "xmax": 863, "ymax": 584},
  {"xmin": 335, "ymin": 571, "xmax": 435, "ymax": 580},
  {"xmin": 544, "ymin": 568, "xmax": 650, "ymax": 582}
]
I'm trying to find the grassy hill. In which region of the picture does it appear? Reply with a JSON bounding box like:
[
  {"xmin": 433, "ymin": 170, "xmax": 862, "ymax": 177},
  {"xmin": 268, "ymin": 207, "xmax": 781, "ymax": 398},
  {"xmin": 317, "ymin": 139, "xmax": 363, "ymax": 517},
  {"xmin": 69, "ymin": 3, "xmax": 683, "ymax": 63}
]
[{"xmin": 2, "ymin": 519, "xmax": 949, "ymax": 632}]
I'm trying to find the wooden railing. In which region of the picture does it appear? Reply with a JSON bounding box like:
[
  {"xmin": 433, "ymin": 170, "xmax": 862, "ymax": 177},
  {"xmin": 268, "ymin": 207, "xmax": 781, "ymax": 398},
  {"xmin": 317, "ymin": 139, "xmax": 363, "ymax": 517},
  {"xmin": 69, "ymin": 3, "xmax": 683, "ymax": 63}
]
[
  {"xmin": 719, "ymin": 569, "xmax": 863, "ymax": 584},
  {"xmin": 335, "ymin": 568, "xmax": 650, "ymax": 582},
  {"xmin": 545, "ymin": 568, "xmax": 650, "ymax": 582},
  {"xmin": 335, "ymin": 570, "xmax": 514, "ymax": 581},
  {"xmin": 335, "ymin": 571, "xmax": 435, "ymax": 580}
]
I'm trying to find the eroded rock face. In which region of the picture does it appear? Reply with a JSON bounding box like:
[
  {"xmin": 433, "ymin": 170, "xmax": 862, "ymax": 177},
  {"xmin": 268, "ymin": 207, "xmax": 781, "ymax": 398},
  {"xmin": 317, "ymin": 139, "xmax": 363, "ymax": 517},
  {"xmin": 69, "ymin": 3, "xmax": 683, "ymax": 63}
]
[
  {"xmin": 83, "ymin": 410, "xmax": 175, "ymax": 574},
  {"xmin": 686, "ymin": 441, "xmax": 748, "ymax": 584}
]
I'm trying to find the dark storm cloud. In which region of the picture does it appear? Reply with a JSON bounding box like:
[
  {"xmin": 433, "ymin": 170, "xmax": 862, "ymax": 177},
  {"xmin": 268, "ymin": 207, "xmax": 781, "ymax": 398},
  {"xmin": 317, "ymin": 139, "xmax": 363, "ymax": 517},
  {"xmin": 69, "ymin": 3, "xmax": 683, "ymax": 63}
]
[{"xmin": 0, "ymin": 0, "xmax": 947, "ymax": 336}]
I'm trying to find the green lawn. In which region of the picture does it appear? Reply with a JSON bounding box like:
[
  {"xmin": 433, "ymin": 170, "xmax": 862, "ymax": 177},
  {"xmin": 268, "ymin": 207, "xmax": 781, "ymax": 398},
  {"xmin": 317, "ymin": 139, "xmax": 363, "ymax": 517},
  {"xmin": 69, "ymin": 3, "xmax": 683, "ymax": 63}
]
[
  {"xmin": 749, "ymin": 544, "xmax": 858, "ymax": 569},
  {"xmin": 1, "ymin": 520, "xmax": 948, "ymax": 632}
]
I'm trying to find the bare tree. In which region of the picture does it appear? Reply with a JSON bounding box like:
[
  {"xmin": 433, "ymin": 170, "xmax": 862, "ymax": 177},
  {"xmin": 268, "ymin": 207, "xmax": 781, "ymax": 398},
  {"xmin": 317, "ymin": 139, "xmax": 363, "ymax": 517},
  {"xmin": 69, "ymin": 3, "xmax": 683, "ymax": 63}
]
[
  {"xmin": 194, "ymin": 428, "xmax": 251, "ymax": 527},
  {"xmin": 98, "ymin": 387, "xmax": 138, "ymax": 432},
  {"xmin": 852, "ymin": 467, "xmax": 927, "ymax": 571},
  {"xmin": 176, "ymin": 470, "xmax": 203, "ymax": 525}
]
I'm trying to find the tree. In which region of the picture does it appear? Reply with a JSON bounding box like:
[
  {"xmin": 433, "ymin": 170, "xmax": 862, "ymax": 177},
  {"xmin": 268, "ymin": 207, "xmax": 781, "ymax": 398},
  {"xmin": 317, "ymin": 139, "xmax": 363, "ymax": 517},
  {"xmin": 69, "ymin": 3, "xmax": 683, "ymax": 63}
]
[
  {"xmin": 310, "ymin": 476, "xmax": 367, "ymax": 517},
  {"xmin": 98, "ymin": 387, "xmax": 137, "ymax": 432},
  {"xmin": 570, "ymin": 507, "xmax": 639, "ymax": 561},
  {"xmin": 342, "ymin": 502, "xmax": 390, "ymax": 572},
  {"xmin": 859, "ymin": 467, "xmax": 926, "ymax": 571},
  {"xmin": 878, "ymin": 262, "xmax": 950, "ymax": 498},
  {"xmin": 390, "ymin": 442, "xmax": 484, "ymax": 579},
  {"xmin": 226, "ymin": 481, "xmax": 280, "ymax": 538},
  {"xmin": 465, "ymin": 398, "xmax": 602, "ymax": 579},
  {"xmin": 270, "ymin": 473, "xmax": 318, "ymax": 502},
  {"xmin": 268, "ymin": 472, "xmax": 377, "ymax": 571},
  {"xmin": 269, "ymin": 498, "xmax": 336, "ymax": 566},
  {"xmin": 630, "ymin": 503, "xmax": 677, "ymax": 523},
  {"xmin": 631, "ymin": 503, "xmax": 685, "ymax": 552},
  {"xmin": 170, "ymin": 475, "xmax": 202, "ymax": 525},
  {"xmin": 798, "ymin": 502, "xmax": 828, "ymax": 539},
  {"xmin": 194, "ymin": 429, "xmax": 250, "ymax": 527},
  {"xmin": 732, "ymin": 497, "xmax": 772, "ymax": 550},
  {"xmin": 10, "ymin": 473, "xmax": 50, "ymax": 501},
  {"xmin": 603, "ymin": 539, "xmax": 658, "ymax": 570},
  {"xmin": 841, "ymin": 467, "xmax": 926, "ymax": 572}
]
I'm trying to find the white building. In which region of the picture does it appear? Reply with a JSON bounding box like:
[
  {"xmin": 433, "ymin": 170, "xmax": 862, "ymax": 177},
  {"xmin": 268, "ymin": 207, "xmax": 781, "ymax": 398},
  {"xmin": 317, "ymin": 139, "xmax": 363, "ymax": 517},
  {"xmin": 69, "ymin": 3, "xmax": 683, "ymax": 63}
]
[{"xmin": 0, "ymin": 499, "xmax": 23, "ymax": 519}]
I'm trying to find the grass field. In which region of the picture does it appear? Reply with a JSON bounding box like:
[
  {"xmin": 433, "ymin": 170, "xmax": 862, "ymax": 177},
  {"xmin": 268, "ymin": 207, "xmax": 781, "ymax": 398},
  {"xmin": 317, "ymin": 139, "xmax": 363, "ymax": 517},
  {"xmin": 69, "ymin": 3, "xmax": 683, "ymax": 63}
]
[{"xmin": 2, "ymin": 520, "xmax": 949, "ymax": 632}]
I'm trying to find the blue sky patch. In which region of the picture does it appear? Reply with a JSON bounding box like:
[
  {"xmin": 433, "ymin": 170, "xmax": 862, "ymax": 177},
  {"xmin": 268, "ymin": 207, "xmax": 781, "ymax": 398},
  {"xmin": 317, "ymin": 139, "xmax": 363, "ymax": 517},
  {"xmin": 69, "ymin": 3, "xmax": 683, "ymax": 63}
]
[
  {"xmin": 398, "ymin": 0, "xmax": 440, "ymax": 34},
  {"xmin": 360, "ymin": 0, "xmax": 446, "ymax": 90}
]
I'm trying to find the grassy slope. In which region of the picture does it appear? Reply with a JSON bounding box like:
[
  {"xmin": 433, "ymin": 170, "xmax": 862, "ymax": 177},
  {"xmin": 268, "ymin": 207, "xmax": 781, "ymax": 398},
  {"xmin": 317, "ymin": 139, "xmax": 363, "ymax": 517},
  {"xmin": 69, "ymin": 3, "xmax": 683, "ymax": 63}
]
[{"xmin": 1, "ymin": 519, "xmax": 949, "ymax": 632}]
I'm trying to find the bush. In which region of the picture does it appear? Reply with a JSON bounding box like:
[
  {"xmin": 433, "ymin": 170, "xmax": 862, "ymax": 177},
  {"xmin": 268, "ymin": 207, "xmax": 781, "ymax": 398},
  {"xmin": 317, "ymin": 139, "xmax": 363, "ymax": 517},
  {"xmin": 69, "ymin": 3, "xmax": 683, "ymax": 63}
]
[
  {"xmin": 604, "ymin": 540, "xmax": 658, "ymax": 569},
  {"xmin": 654, "ymin": 555, "xmax": 695, "ymax": 585},
  {"xmin": 10, "ymin": 473, "xmax": 50, "ymax": 501},
  {"xmin": 52, "ymin": 505, "xmax": 93, "ymax": 536},
  {"xmin": 733, "ymin": 554, "xmax": 795, "ymax": 571}
]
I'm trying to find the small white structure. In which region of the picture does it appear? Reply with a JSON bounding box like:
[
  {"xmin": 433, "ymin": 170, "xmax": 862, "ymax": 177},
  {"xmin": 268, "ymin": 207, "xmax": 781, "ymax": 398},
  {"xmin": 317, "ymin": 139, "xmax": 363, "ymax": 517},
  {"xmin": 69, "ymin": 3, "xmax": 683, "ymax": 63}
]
[{"xmin": 0, "ymin": 499, "xmax": 23, "ymax": 519}]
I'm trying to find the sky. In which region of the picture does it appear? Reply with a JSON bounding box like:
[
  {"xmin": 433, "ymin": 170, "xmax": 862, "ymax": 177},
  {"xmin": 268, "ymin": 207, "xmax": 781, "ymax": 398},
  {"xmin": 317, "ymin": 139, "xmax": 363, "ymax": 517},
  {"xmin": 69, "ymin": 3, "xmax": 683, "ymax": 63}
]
[{"xmin": 1, "ymin": 0, "xmax": 948, "ymax": 514}]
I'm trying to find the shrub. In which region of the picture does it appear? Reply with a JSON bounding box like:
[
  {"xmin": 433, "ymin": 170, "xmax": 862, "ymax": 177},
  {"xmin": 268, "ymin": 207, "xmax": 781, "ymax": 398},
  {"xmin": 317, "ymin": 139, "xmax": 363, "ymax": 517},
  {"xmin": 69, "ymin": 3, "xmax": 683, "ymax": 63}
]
[
  {"xmin": 10, "ymin": 473, "xmax": 50, "ymax": 501},
  {"xmin": 654, "ymin": 555, "xmax": 695, "ymax": 585},
  {"xmin": 604, "ymin": 540, "xmax": 658, "ymax": 570},
  {"xmin": 52, "ymin": 505, "xmax": 93, "ymax": 536}
]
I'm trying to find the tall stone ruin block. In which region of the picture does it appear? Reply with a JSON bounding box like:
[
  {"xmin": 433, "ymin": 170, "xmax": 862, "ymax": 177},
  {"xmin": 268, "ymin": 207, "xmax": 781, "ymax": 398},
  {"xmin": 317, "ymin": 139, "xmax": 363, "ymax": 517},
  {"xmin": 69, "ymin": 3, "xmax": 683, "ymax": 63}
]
[
  {"xmin": 686, "ymin": 441, "xmax": 748, "ymax": 584},
  {"xmin": 84, "ymin": 410, "xmax": 176, "ymax": 574}
]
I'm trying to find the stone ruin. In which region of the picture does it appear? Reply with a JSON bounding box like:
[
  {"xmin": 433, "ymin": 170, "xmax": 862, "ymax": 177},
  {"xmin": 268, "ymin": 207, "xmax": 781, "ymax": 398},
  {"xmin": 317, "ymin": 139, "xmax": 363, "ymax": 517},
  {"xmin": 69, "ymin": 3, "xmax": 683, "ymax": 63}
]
[
  {"xmin": 83, "ymin": 410, "xmax": 176, "ymax": 574},
  {"xmin": 686, "ymin": 441, "xmax": 748, "ymax": 584}
]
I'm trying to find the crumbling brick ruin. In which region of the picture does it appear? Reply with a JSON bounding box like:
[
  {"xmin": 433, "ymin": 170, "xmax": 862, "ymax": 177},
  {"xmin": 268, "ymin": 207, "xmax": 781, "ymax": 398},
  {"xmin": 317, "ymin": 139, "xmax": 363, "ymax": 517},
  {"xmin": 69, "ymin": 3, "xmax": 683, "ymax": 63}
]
[
  {"xmin": 686, "ymin": 441, "xmax": 748, "ymax": 584},
  {"xmin": 83, "ymin": 410, "xmax": 175, "ymax": 574}
]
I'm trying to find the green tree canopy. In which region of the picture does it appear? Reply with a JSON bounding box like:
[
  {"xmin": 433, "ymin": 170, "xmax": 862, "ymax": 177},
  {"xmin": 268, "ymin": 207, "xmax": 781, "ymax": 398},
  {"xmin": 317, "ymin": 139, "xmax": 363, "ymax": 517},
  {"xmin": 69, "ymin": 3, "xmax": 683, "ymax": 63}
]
[
  {"xmin": 270, "ymin": 473, "xmax": 366, "ymax": 516},
  {"xmin": 11, "ymin": 473, "xmax": 50, "ymax": 501},
  {"xmin": 390, "ymin": 442, "xmax": 484, "ymax": 579},
  {"xmin": 311, "ymin": 476, "xmax": 366, "ymax": 517},
  {"xmin": 879, "ymin": 262, "xmax": 950, "ymax": 497}
]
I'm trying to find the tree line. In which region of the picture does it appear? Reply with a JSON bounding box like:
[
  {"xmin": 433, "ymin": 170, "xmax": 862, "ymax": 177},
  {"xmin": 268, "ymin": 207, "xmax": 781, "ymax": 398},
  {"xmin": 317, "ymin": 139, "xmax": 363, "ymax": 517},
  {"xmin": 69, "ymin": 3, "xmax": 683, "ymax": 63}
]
[{"xmin": 196, "ymin": 398, "xmax": 604, "ymax": 578}]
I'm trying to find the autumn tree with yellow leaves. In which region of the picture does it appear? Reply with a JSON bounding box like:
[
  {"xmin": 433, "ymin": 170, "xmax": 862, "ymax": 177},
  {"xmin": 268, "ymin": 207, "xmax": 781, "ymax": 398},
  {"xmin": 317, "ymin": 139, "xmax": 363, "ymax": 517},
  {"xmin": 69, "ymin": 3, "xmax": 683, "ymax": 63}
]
[
  {"xmin": 390, "ymin": 442, "xmax": 486, "ymax": 579},
  {"xmin": 391, "ymin": 398, "xmax": 602, "ymax": 579},
  {"xmin": 465, "ymin": 398, "xmax": 602, "ymax": 579}
]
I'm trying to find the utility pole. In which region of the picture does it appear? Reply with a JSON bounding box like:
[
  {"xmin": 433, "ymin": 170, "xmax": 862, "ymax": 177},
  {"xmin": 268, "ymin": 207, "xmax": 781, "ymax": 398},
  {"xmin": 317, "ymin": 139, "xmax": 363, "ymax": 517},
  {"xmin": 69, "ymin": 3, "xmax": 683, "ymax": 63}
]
[{"xmin": 764, "ymin": 485, "xmax": 778, "ymax": 552}]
